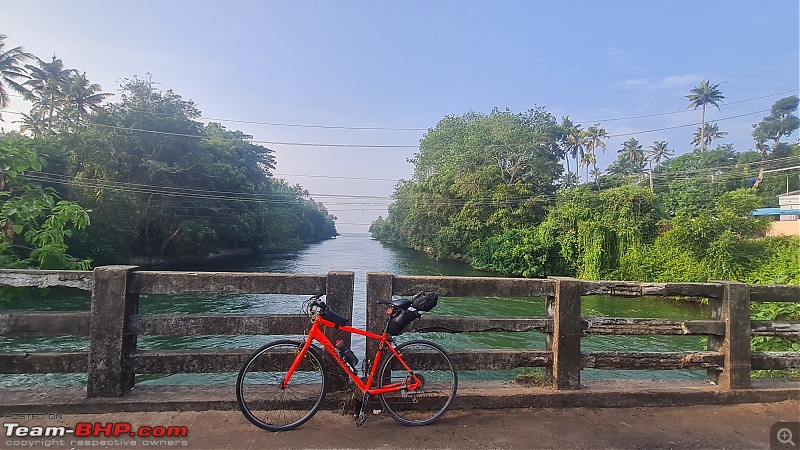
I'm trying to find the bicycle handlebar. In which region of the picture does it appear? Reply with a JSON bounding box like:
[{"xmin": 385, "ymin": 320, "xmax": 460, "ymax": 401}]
[{"xmin": 308, "ymin": 294, "xmax": 326, "ymax": 311}]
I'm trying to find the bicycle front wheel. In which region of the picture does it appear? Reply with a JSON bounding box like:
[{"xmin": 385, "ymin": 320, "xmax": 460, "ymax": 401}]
[
  {"xmin": 378, "ymin": 339, "xmax": 458, "ymax": 426},
  {"xmin": 236, "ymin": 340, "xmax": 327, "ymax": 431}
]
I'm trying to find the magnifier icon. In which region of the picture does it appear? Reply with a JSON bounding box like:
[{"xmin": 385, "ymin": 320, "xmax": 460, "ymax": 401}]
[{"xmin": 778, "ymin": 428, "xmax": 796, "ymax": 447}]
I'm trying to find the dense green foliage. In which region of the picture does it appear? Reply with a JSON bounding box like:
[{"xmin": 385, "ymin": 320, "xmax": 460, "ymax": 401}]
[
  {"xmin": 0, "ymin": 40, "xmax": 337, "ymax": 268},
  {"xmin": 371, "ymin": 108, "xmax": 563, "ymax": 258},
  {"xmin": 373, "ymin": 107, "xmax": 799, "ymax": 285},
  {"xmin": 373, "ymin": 101, "xmax": 799, "ymax": 374}
]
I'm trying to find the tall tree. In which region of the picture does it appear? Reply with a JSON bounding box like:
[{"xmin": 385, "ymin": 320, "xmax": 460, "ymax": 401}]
[
  {"xmin": 619, "ymin": 138, "xmax": 645, "ymax": 169},
  {"xmin": 645, "ymin": 141, "xmax": 673, "ymax": 192},
  {"xmin": 752, "ymin": 95, "xmax": 799, "ymax": 159},
  {"xmin": 691, "ymin": 122, "xmax": 727, "ymax": 150},
  {"xmin": 64, "ymin": 72, "xmax": 110, "ymax": 123},
  {"xmin": 559, "ymin": 116, "xmax": 583, "ymax": 186},
  {"xmin": 0, "ymin": 34, "xmax": 32, "ymax": 121},
  {"xmin": 24, "ymin": 55, "xmax": 74, "ymax": 131},
  {"xmin": 686, "ymin": 80, "xmax": 725, "ymax": 152},
  {"xmin": 584, "ymin": 124, "xmax": 609, "ymax": 189}
]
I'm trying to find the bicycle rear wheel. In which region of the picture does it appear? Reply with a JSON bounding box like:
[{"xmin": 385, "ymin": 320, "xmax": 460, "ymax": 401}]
[
  {"xmin": 378, "ymin": 339, "xmax": 458, "ymax": 426},
  {"xmin": 236, "ymin": 340, "xmax": 327, "ymax": 431}
]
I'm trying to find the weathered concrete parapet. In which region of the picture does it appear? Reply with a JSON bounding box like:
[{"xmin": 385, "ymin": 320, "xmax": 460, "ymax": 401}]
[
  {"xmin": 719, "ymin": 282, "xmax": 752, "ymax": 389},
  {"xmin": 365, "ymin": 272, "xmax": 393, "ymax": 365},
  {"xmin": 547, "ymin": 277, "xmax": 582, "ymax": 390},
  {"xmin": 87, "ymin": 266, "xmax": 139, "ymax": 397},
  {"xmin": 324, "ymin": 271, "xmax": 355, "ymax": 390}
]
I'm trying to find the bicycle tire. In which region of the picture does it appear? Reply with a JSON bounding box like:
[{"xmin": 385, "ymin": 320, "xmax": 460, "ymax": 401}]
[
  {"xmin": 236, "ymin": 340, "xmax": 327, "ymax": 431},
  {"xmin": 378, "ymin": 339, "xmax": 458, "ymax": 426}
]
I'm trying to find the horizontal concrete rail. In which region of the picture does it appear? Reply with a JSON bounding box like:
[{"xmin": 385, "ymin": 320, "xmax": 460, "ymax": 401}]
[
  {"xmin": 132, "ymin": 350, "xmax": 263, "ymax": 374},
  {"xmin": 392, "ymin": 275, "xmax": 555, "ymax": 298},
  {"xmin": 128, "ymin": 271, "xmax": 327, "ymax": 295},
  {"xmin": 581, "ymin": 318, "xmax": 725, "ymax": 336},
  {"xmin": 750, "ymin": 320, "xmax": 800, "ymax": 337},
  {"xmin": 581, "ymin": 351, "xmax": 724, "ymax": 370},
  {"xmin": 0, "ymin": 352, "xmax": 87, "ymax": 373},
  {"xmin": 751, "ymin": 352, "xmax": 800, "ymax": 370},
  {"xmin": 128, "ymin": 314, "xmax": 309, "ymax": 336},
  {"xmin": 749, "ymin": 284, "xmax": 800, "ymax": 302},
  {"xmin": 580, "ymin": 281, "xmax": 724, "ymax": 299},
  {"xmin": 409, "ymin": 317, "xmax": 551, "ymax": 333},
  {"xmin": 0, "ymin": 269, "xmax": 93, "ymax": 291},
  {"xmin": 0, "ymin": 312, "xmax": 90, "ymax": 336}
]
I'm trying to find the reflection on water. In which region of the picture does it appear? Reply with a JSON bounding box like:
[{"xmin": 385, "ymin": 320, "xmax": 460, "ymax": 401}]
[{"xmin": 1, "ymin": 233, "xmax": 710, "ymax": 387}]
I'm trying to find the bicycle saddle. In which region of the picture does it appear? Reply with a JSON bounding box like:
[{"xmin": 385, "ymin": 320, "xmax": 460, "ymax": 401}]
[{"xmin": 377, "ymin": 299, "xmax": 412, "ymax": 308}]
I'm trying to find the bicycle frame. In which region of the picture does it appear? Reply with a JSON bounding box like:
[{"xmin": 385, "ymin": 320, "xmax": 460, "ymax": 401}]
[{"xmin": 284, "ymin": 314, "xmax": 421, "ymax": 396}]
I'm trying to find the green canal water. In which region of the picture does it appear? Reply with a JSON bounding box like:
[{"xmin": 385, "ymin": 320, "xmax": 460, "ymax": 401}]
[{"xmin": 0, "ymin": 233, "xmax": 708, "ymax": 388}]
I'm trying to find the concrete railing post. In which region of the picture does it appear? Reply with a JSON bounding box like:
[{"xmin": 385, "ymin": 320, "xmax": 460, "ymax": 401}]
[
  {"xmin": 719, "ymin": 282, "xmax": 752, "ymax": 389},
  {"xmin": 547, "ymin": 277, "xmax": 582, "ymax": 390},
  {"xmin": 325, "ymin": 271, "xmax": 355, "ymax": 391},
  {"xmin": 87, "ymin": 265, "xmax": 139, "ymax": 397},
  {"xmin": 706, "ymin": 294, "xmax": 723, "ymax": 384},
  {"xmin": 365, "ymin": 272, "xmax": 393, "ymax": 372}
]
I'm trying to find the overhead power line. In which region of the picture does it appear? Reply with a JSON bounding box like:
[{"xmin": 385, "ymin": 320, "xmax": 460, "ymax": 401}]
[
  {"xmin": 606, "ymin": 109, "xmax": 770, "ymax": 138},
  {"xmin": 9, "ymin": 88, "xmax": 795, "ymax": 130},
  {"xmin": 575, "ymin": 89, "xmax": 797, "ymax": 123},
  {"xmin": 0, "ymin": 106, "xmax": 780, "ymax": 148}
]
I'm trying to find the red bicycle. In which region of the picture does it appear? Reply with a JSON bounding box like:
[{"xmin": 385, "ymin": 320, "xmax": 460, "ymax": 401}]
[{"xmin": 236, "ymin": 292, "xmax": 458, "ymax": 431}]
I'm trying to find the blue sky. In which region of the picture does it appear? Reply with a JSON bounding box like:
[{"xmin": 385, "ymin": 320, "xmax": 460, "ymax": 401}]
[{"xmin": 3, "ymin": 1, "xmax": 799, "ymax": 232}]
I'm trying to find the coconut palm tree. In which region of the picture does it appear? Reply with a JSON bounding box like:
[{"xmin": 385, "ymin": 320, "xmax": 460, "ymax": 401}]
[
  {"xmin": 691, "ymin": 122, "xmax": 728, "ymax": 151},
  {"xmin": 64, "ymin": 72, "xmax": 110, "ymax": 123},
  {"xmin": 686, "ymin": 80, "xmax": 725, "ymax": 151},
  {"xmin": 645, "ymin": 141, "xmax": 673, "ymax": 192},
  {"xmin": 16, "ymin": 111, "xmax": 47, "ymax": 137},
  {"xmin": 584, "ymin": 124, "xmax": 609, "ymax": 189},
  {"xmin": 24, "ymin": 55, "xmax": 75, "ymax": 131},
  {"xmin": 606, "ymin": 160, "xmax": 630, "ymax": 177},
  {"xmin": 0, "ymin": 34, "xmax": 32, "ymax": 121},
  {"xmin": 619, "ymin": 138, "xmax": 645, "ymax": 171},
  {"xmin": 560, "ymin": 117, "xmax": 583, "ymax": 186}
]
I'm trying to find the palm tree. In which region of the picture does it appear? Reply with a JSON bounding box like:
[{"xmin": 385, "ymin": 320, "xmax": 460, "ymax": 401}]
[
  {"xmin": 64, "ymin": 72, "xmax": 110, "ymax": 123},
  {"xmin": 606, "ymin": 160, "xmax": 630, "ymax": 177},
  {"xmin": 619, "ymin": 138, "xmax": 645, "ymax": 170},
  {"xmin": 569, "ymin": 125, "xmax": 586, "ymax": 184},
  {"xmin": 24, "ymin": 55, "xmax": 74, "ymax": 131},
  {"xmin": 16, "ymin": 111, "xmax": 47, "ymax": 137},
  {"xmin": 691, "ymin": 122, "xmax": 728, "ymax": 151},
  {"xmin": 686, "ymin": 80, "xmax": 725, "ymax": 151},
  {"xmin": 560, "ymin": 117, "xmax": 583, "ymax": 186},
  {"xmin": 645, "ymin": 141, "xmax": 674, "ymax": 192},
  {"xmin": 0, "ymin": 34, "xmax": 32, "ymax": 121},
  {"xmin": 584, "ymin": 124, "xmax": 609, "ymax": 189}
]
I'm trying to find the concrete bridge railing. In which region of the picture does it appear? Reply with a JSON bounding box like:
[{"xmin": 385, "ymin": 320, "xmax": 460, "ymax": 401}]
[{"xmin": 1, "ymin": 267, "xmax": 798, "ymax": 399}]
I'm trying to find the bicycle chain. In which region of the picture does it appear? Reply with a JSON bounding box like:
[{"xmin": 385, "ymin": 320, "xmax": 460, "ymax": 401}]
[{"xmin": 356, "ymin": 393, "xmax": 369, "ymax": 427}]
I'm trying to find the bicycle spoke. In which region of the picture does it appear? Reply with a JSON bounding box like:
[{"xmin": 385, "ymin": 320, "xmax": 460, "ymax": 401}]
[
  {"xmin": 378, "ymin": 340, "xmax": 457, "ymax": 426},
  {"xmin": 236, "ymin": 340, "xmax": 327, "ymax": 431}
]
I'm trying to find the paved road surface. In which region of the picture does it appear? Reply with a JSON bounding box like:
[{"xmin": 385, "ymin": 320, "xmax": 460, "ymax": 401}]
[{"xmin": 2, "ymin": 401, "xmax": 798, "ymax": 449}]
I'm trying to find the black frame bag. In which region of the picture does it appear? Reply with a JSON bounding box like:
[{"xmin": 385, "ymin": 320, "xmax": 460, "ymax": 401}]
[{"xmin": 386, "ymin": 291, "xmax": 439, "ymax": 335}]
